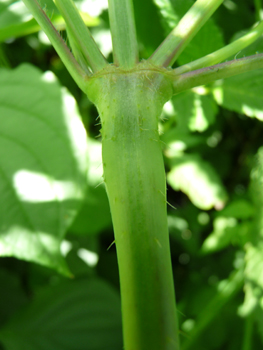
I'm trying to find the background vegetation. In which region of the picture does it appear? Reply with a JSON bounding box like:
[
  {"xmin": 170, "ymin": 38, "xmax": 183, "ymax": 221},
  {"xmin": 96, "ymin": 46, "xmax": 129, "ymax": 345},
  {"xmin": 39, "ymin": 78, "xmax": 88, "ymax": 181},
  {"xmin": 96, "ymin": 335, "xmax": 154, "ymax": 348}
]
[{"xmin": 0, "ymin": 0, "xmax": 263, "ymax": 349}]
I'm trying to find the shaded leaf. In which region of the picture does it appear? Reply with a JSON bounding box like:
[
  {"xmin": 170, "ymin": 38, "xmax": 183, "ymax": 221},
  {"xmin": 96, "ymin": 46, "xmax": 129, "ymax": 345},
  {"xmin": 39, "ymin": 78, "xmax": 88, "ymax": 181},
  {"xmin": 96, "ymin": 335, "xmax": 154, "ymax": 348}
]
[
  {"xmin": 0, "ymin": 64, "xmax": 88, "ymax": 275},
  {"xmin": 239, "ymin": 243, "xmax": 263, "ymax": 317},
  {"xmin": 167, "ymin": 154, "xmax": 228, "ymax": 210},
  {"xmin": 0, "ymin": 278, "xmax": 123, "ymax": 350},
  {"xmin": 218, "ymin": 199, "xmax": 255, "ymax": 220}
]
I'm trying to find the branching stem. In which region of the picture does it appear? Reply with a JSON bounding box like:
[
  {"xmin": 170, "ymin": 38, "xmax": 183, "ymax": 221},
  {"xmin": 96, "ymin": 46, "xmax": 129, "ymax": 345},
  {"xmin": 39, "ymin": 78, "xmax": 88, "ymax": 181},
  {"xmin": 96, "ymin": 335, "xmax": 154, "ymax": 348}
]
[
  {"xmin": 22, "ymin": 0, "xmax": 88, "ymax": 91},
  {"xmin": 54, "ymin": 0, "xmax": 108, "ymax": 72}
]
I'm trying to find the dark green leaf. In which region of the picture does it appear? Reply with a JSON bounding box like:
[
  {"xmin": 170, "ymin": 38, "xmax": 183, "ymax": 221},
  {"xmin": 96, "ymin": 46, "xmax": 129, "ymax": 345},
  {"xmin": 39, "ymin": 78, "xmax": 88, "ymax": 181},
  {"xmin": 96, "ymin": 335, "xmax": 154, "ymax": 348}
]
[{"xmin": 0, "ymin": 278, "xmax": 123, "ymax": 350}]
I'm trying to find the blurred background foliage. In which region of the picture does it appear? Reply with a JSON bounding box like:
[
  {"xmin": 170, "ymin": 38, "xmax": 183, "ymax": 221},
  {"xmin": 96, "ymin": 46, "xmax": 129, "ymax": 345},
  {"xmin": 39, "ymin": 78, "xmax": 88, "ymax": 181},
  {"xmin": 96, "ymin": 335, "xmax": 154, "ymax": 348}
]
[{"xmin": 0, "ymin": 0, "xmax": 263, "ymax": 349}]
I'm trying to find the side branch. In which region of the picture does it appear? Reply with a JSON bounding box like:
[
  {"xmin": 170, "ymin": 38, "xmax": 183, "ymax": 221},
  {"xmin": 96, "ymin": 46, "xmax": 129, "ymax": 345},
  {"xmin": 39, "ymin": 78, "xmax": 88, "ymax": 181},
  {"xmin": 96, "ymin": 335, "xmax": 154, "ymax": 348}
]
[
  {"xmin": 149, "ymin": 0, "xmax": 224, "ymax": 67},
  {"xmin": 22, "ymin": 0, "xmax": 88, "ymax": 91},
  {"xmin": 174, "ymin": 20, "xmax": 263, "ymax": 75},
  {"xmin": 171, "ymin": 54, "xmax": 263, "ymax": 94}
]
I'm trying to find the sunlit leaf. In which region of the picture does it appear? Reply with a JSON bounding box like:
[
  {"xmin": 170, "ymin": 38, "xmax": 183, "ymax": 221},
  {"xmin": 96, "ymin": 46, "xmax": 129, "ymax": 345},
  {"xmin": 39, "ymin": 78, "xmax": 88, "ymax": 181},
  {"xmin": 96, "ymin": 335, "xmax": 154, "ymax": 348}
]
[
  {"xmin": 167, "ymin": 154, "xmax": 228, "ymax": 210},
  {"xmin": 0, "ymin": 278, "xmax": 123, "ymax": 350},
  {"xmin": 213, "ymin": 70, "xmax": 263, "ymax": 121},
  {"xmin": 171, "ymin": 90, "xmax": 217, "ymax": 132},
  {"xmin": 0, "ymin": 0, "xmax": 99, "ymax": 43},
  {"xmin": 0, "ymin": 64, "xmax": 88, "ymax": 275}
]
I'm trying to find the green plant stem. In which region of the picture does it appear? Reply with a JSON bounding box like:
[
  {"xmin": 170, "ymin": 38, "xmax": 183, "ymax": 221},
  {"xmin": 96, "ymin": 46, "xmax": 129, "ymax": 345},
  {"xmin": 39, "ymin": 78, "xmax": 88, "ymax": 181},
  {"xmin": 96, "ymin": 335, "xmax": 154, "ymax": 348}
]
[
  {"xmin": 254, "ymin": 0, "xmax": 262, "ymax": 21},
  {"xmin": 149, "ymin": 0, "xmax": 224, "ymax": 67},
  {"xmin": 242, "ymin": 315, "xmax": 254, "ymax": 350},
  {"xmin": 21, "ymin": 0, "xmax": 88, "ymax": 91},
  {"xmin": 181, "ymin": 268, "xmax": 243, "ymax": 350},
  {"xmin": 86, "ymin": 63, "xmax": 179, "ymax": 350},
  {"xmin": 174, "ymin": 21, "xmax": 263, "ymax": 75},
  {"xmin": 170, "ymin": 53, "xmax": 263, "ymax": 93},
  {"xmin": 108, "ymin": 0, "xmax": 138, "ymax": 68},
  {"xmin": 54, "ymin": 0, "xmax": 107, "ymax": 72}
]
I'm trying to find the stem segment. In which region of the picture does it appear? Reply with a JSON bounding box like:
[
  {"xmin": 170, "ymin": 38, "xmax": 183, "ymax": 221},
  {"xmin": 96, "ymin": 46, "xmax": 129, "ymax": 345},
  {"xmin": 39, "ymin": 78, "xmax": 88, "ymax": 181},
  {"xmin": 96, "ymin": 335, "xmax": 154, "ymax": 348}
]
[
  {"xmin": 108, "ymin": 0, "xmax": 138, "ymax": 68},
  {"xmin": 149, "ymin": 0, "xmax": 224, "ymax": 67},
  {"xmin": 86, "ymin": 64, "xmax": 179, "ymax": 350}
]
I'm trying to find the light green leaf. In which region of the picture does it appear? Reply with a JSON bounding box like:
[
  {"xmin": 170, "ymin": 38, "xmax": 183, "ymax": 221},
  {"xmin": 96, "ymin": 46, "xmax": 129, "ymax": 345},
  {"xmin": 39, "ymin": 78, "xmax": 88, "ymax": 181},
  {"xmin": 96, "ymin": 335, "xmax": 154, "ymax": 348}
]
[
  {"xmin": 153, "ymin": 0, "xmax": 193, "ymax": 30},
  {"xmin": 213, "ymin": 70, "xmax": 263, "ymax": 121},
  {"xmin": 0, "ymin": 278, "xmax": 123, "ymax": 350},
  {"xmin": 69, "ymin": 140, "xmax": 112, "ymax": 236},
  {"xmin": 201, "ymin": 216, "xmax": 239, "ymax": 254},
  {"xmin": 0, "ymin": 0, "xmax": 99, "ymax": 43},
  {"xmin": 0, "ymin": 64, "xmax": 88, "ymax": 275},
  {"xmin": 171, "ymin": 90, "xmax": 217, "ymax": 132},
  {"xmin": 167, "ymin": 154, "xmax": 228, "ymax": 210},
  {"xmin": 239, "ymin": 243, "xmax": 263, "ymax": 317}
]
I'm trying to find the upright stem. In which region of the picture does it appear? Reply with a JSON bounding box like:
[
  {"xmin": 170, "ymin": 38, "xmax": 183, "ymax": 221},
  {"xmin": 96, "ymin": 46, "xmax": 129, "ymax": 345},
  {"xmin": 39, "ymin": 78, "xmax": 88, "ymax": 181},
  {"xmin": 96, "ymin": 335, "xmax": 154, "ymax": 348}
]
[
  {"xmin": 54, "ymin": 0, "xmax": 108, "ymax": 72},
  {"xmin": 108, "ymin": 0, "xmax": 138, "ymax": 68},
  {"xmin": 149, "ymin": 0, "xmax": 224, "ymax": 67},
  {"xmin": 86, "ymin": 64, "xmax": 179, "ymax": 350}
]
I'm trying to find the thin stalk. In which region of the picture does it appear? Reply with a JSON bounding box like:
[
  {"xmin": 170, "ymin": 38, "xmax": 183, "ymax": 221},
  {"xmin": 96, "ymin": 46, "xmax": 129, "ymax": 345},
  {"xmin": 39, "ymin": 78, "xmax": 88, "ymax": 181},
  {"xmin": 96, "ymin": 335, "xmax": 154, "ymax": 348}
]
[
  {"xmin": 108, "ymin": 0, "xmax": 138, "ymax": 68},
  {"xmin": 181, "ymin": 268, "xmax": 243, "ymax": 350},
  {"xmin": 86, "ymin": 65, "xmax": 179, "ymax": 350},
  {"xmin": 254, "ymin": 0, "xmax": 262, "ymax": 21},
  {"xmin": 149, "ymin": 0, "xmax": 224, "ymax": 67},
  {"xmin": 54, "ymin": 0, "xmax": 108, "ymax": 72},
  {"xmin": 242, "ymin": 315, "xmax": 254, "ymax": 350},
  {"xmin": 170, "ymin": 53, "xmax": 263, "ymax": 94},
  {"xmin": 174, "ymin": 21, "xmax": 263, "ymax": 75},
  {"xmin": 21, "ymin": 0, "xmax": 88, "ymax": 92}
]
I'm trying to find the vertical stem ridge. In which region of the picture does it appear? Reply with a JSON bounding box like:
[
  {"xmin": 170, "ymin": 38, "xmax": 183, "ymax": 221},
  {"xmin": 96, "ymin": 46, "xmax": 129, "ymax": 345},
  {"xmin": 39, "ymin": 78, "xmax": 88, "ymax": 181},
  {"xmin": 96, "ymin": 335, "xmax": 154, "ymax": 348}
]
[{"xmin": 108, "ymin": 0, "xmax": 139, "ymax": 68}]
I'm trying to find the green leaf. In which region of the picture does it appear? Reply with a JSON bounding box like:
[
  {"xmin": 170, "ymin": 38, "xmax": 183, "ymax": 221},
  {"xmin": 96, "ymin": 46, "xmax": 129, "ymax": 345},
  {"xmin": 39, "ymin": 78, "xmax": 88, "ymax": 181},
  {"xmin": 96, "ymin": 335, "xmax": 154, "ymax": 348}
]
[
  {"xmin": 239, "ymin": 243, "xmax": 263, "ymax": 317},
  {"xmin": 218, "ymin": 199, "xmax": 255, "ymax": 220},
  {"xmin": 0, "ymin": 64, "xmax": 88, "ymax": 275},
  {"xmin": 70, "ymin": 140, "xmax": 112, "ymax": 236},
  {"xmin": 213, "ymin": 70, "xmax": 263, "ymax": 121},
  {"xmin": 171, "ymin": 90, "xmax": 218, "ymax": 132},
  {"xmin": 200, "ymin": 216, "xmax": 253, "ymax": 254},
  {"xmin": 153, "ymin": 0, "xmax": 193, "ymax": 30},
  {"xmin": 0, "ymin": 278, "xmax": 123, "ymax": 350},
  {"xmin": 0, "ymin": 0, "xmax": 99, "ymax": 43},
  {"xmin": 167, "ymin": 154, "xmax": 228, "ymax": 210}
]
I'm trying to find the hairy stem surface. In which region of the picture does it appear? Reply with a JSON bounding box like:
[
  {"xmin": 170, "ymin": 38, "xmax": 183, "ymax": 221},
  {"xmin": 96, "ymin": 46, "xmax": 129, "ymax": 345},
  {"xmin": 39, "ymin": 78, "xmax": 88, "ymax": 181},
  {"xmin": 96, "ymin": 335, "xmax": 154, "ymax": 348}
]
[{"xmin": 86, "ymin": 64, "xmax": 179, "ymax": 350}]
